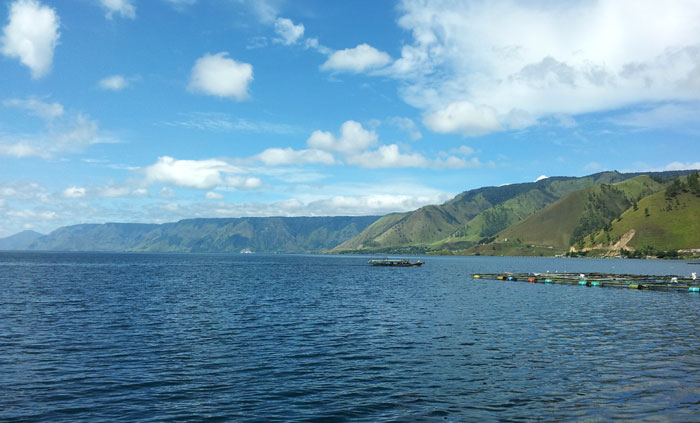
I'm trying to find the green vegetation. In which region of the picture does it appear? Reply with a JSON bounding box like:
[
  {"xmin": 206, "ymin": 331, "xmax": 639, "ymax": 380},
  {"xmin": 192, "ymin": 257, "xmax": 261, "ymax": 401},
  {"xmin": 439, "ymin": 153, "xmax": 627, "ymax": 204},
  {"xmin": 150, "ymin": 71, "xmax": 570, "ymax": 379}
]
[
  {"xmin": 583, "ymin": 190, "xmax": 700, "ymax": 252},
  {"xmin": 22, "ymin": 217, "xmax": 379, "ymax": 253}
]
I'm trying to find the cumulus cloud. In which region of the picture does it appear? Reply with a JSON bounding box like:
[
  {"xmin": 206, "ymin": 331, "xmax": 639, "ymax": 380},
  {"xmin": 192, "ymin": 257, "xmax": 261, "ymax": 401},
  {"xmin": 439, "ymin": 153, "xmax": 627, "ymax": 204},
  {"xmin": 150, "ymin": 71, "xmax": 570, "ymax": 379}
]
[
  {"xmin": 145, "ymin": 156, "xmax": 240, "ymax": 190},
  {"xmin": 63, "ymin": 186, "xmax": 86, "ymax": 198},
  {"xmin": 307, "ymin": 120, "xmax": 378, "ymax": 155},
  {"xmin": 143, "ymin": 156, "xmax": 260, "ymax": 191},
  {"xmin": 303, "ymin": 120, "xmax": 475, "ymax": 169},
  {"xmin": 256, "ymin": 147, "xmax": 335, "ymax": 166},
  {"xmin": 100, "ymin": 0, "xmax": 135, "ymax": 19},
  {"xmin": 321, "ymin": 43, "xmax": 392, "ymax": 73},
  {"xmin": 188, "ymin": 52, "xmax": 253, "ymax": 100},
  {"xmin": 274, "ymin": 17, "xmax": 304, "ymax": 45},
  {"xmin": 225, "ymin": 176, "xmax": 262, "ymax": 190},
  {"xmin": 99, "ymin": 75, "xmax": 130, "ymax": 90},
  {"xmin": 1, "ymin": 0, "xmax": 60, "ymax": 79},
  {"xmin": 346, "ymin": 144, "xmax": 428, "ymax": 168},
  {"xmin": 205, "ymin": 191, "xmax": 223, "ymax": 200},
  {"xmin": 423, "ymin": 101, "xmax": 502, "ymax": 136},
  {"xmin": 392, "ymin": 0, "xmax": 700, "ymax": 136}
]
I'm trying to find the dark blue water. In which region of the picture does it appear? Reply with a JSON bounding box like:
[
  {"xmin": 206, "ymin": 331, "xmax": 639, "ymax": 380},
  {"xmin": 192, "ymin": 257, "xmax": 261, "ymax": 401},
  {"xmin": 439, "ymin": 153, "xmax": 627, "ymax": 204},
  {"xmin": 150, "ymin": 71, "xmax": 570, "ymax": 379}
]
[{"xmin": 2, "ymin": 252, "xmax": 699, "ymax": 422}]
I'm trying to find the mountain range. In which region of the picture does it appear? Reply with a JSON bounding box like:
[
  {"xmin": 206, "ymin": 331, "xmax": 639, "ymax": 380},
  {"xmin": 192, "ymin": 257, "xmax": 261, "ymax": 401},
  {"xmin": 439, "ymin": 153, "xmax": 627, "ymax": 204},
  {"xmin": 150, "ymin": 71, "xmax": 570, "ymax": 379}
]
[{"xmin": 1, "ymin": 170, "xmax": 698, "ymax": 256}]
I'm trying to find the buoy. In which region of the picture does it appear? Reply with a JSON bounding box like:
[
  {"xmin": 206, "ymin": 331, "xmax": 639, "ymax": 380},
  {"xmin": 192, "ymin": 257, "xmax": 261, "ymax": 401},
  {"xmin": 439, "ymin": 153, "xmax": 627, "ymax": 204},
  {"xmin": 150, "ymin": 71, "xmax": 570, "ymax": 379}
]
[
  {"xmin": 578, "ymin": 280, "xmax": 588, "ymax": 286},
  {"xmin": 528, "ymin": 277, "xmax": 536, "ymax": 283},
  {"xmin": 473, "ymin": 275, "xmax": 480, "ymax": 279},
  {"xmin": 591, "ymin": 281, "xmax": 601, "ymax": 287},
  {"xmin": 544, "ymin": 279, "xmax": 553, "ymax": 283},
  {"xmin": 689, "ymin": 287, "xmax": 700, "ymax": 293},
  {"xmin": 629, "ymin": 284, "xmax": 640, "ymax": 289},
  {"xmin": 507, "ymin": 276, "xmax": 517, "ymax": 281}
]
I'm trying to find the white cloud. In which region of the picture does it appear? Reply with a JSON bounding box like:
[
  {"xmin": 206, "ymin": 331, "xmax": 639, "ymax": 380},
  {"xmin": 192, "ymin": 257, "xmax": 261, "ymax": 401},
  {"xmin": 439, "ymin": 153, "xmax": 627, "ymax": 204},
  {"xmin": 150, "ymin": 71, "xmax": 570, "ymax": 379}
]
[
  {"xmin": 224, "ymin": 176, "xmax": 262, "ymax": 190},
  {"xmin": 305, "ymin": 37, "xmax": 332, "ymax": 55},
  {"xmin": 393, "ymin": 0, "xmax": 700, "ymax": 135},
  {"xmin": 188, "ymin": 52, "xmax": 253, "ymax": 100},
  {"xmin": 304, "ymin": 120, "xmax": 482, "ymax": 169},
  {"xmin": 1, "ymin": 0, "xmax": 60, "ymax": 79},
  {"xmin": 205, "ymin": 191, "xmax": 223, "ymax": 200},
  {"xmin": 423, "ymin": 101, "xmax": 502, "ymax": 136},
  {"xmin": 3, "ymin": 98, "xmax": 63, "ymax": 120},
  {"xmin": 256, "ymin": 147, "xmax": 335, "ymax": 166},
  {"xmin": 145, "ymin": 156, "xmax": 244, "ymax": 190},
  {"xmin": 274, "ymin": 18, "xmax": 304, "ymax": 45},
  {"xmin": 346, "ymin": 144, "xmax": 428, "ymax": 168},
  {"xmin": 307, "ymin": 120, "xmax": 378, "ymax": 155},
  {"xmin": 100, "ymin": 0, "xmax": 135, "ymax": 19},
  {"xmin": 0, "ymin": 142, "xmax": 50, "ymax": 159},
  {"xmin": 143, "ymin": 156, "xmax": 260, "ymax": 191},
  {"xmin": 657, "ymin": 161, "xmax": 700, "ymax": 171},
  {"xmin": 63, "ymin": 186, "xmax": 85, "ymax": 198},
  {"xmin": 0, "ymin": 109, "xmax": 104, "ymax": 159},
  {"xmin": 321, "ymin": 43, "xmax": 392, "ymax": 73},
  {"xmin": 99, "ymin": 75, "xmax": 129, "ymax": 91}
]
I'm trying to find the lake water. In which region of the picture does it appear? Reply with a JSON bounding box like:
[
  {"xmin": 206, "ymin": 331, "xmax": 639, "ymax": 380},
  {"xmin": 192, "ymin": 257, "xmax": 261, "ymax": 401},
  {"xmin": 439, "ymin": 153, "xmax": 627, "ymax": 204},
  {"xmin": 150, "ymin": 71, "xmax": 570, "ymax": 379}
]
[{"xmin": 1, "ymin": 252, "xmax": 699, "ymax": 422}]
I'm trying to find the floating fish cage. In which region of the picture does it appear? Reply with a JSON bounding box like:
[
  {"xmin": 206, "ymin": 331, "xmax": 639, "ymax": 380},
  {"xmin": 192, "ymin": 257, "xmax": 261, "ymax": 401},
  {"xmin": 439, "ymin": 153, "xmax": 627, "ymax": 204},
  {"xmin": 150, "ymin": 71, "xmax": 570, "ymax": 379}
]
[{"xmin": 472, "ymin": 272, "xmax": 699, "ymax": 293}]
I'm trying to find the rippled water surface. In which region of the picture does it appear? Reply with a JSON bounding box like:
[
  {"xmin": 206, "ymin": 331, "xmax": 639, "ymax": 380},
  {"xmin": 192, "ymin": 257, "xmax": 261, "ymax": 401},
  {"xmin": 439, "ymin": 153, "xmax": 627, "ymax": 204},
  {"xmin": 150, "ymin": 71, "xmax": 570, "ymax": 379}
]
[{"xmin": 2, "ymin": 252, "xmax": 700, "ymax": 422}]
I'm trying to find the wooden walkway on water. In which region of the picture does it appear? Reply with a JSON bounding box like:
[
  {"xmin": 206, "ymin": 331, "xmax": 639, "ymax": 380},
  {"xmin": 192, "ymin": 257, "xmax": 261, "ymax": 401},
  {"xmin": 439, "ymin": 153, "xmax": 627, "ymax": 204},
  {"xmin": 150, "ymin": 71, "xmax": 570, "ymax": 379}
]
[{"xmin": 472, "ymin": 272, "xmax": 700, "ymax": 293}]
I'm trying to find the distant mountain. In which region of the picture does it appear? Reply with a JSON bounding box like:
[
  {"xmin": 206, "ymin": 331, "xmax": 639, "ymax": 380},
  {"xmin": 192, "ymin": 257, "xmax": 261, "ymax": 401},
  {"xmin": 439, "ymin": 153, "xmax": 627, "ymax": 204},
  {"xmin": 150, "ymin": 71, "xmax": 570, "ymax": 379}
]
[
  {"xmin": 130, "ymin": 216, "xmax": 379, "ymax": 253},
  {"xmin": 28, "ymin": 223, "xmax": 160, "ymax": 252},
  {"xmin": 0, "ymin": 230, "xmax": 44, "ymax": 250},
  {"xmin": 23, "ymin": 216, "xmax": 379, "ymax": 253}
]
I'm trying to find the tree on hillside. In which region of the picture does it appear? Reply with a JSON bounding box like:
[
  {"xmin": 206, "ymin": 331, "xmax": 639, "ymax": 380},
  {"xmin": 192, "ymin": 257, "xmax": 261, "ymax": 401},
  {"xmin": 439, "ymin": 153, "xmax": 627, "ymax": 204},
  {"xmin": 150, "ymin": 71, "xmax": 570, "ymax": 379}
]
[
  {"xmin": 665, "ymin": 176, "xmax": 689, "ymax": 198},
  {"xmin": 687, "ymin": 172, "xmax": 700, "ymax": 196}
]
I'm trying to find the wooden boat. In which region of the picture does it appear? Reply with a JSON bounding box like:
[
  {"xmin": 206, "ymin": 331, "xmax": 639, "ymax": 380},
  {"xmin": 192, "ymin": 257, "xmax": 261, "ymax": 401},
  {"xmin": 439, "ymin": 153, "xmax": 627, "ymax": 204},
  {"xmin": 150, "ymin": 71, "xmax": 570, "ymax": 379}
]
[{"xmin": 368, "ymin": 258, "xmax": 423, "ymax": 267}]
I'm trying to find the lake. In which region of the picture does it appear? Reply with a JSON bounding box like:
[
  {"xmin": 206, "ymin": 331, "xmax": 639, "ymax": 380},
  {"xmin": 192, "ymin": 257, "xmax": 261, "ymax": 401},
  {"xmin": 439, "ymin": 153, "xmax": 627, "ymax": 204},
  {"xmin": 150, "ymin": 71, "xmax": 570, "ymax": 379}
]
[{"xmin": 1, "ymin": 252, "xmax": 699, "ymax": 422}]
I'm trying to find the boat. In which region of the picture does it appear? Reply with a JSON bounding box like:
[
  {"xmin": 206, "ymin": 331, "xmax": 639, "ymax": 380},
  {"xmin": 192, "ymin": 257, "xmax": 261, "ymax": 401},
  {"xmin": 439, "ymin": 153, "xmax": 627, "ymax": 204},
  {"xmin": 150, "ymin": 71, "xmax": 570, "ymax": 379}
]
[{"xmin": 368, "ymin": 258, "xmax": 423, "ymax": 267}]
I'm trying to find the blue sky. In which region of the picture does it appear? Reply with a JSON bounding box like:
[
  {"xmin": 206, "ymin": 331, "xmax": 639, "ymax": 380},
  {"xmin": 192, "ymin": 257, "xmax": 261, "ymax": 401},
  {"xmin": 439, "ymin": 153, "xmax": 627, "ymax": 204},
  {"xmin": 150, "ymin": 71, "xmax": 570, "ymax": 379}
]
[{"xmin": 1, "ymin": 0, "xmax": 699, "ymax": 237}]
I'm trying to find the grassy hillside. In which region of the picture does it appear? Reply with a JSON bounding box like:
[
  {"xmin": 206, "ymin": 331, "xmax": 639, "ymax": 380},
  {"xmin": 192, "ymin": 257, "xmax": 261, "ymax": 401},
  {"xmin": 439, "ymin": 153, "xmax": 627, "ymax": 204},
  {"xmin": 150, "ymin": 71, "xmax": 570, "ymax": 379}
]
[
  {"xmin": 583, "ymin": 190, "xmax": 700, "ymax": 251},
  {"xmin": 334, "ymin": 171, "xmax": 633, "ymax": 253},
  {"xmin": 468, "ymin": 175, "xmax": 664, "ymax": 254}
]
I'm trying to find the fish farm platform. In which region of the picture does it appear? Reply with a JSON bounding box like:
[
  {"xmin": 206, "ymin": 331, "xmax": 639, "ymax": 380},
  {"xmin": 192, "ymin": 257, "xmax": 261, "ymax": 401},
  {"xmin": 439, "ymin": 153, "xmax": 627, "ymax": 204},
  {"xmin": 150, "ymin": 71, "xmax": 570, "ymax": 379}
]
[{"xmin": 472, "ymin": 272, "xmax": 700, "ymax": 293}]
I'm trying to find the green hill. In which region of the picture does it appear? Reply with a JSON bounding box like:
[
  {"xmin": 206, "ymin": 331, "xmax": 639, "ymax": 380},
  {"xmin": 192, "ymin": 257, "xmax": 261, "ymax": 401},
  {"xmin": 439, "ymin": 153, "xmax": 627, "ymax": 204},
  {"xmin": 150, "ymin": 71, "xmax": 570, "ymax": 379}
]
[
  {"xmin": 583, "ymin": 190, "xmax": 700, "ymax": 253},
  {"xmin": 333, "ymin": 171, "xmax": 633, "ymax": 253},
  {"xmin": 465, "ymin": 175, "xmax": 664, "ymax": 255}
]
